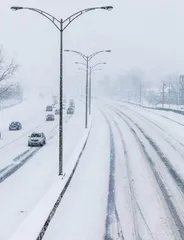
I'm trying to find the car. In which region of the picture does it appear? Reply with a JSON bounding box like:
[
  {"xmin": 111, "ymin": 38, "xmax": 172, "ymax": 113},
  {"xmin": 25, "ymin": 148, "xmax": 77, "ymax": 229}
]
[
  {"xmin": 9, "ymin": 121, "xmax": 22, "ymax": 131},
  {"xmin": 67, "ymin": 107, "xmax": 74, "ymax": 114},
  {"xmin": 46, "ymin": 105, "xmax": 53, "ymax": 111},
  {"xmin": 46, "ymin": 114, "xmax": 55, "ymax": 121},
  {"xmin": 62, "ymin": 103, "xmax": 66, "ymax": 109},
  {"xmin": 55, "ymin": 109, "xmax": 60, "ymax": 115},
  {"xmin": 69, "ymin": 102, "xmax": 75, "ymax": 108},
  {"xmin": 69, "ymin": 99, "xmax": 75, "ymax": 107},
  {"xmin": 28, "ymin": 132, "xmax": 46, "ymax": 147}
]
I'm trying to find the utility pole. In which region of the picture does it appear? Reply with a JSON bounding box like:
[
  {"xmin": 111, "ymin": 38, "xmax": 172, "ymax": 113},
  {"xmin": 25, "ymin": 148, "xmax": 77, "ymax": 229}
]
[
  {"xmin": 162, "ymin": 81, "xmax": 166, "ymax": 108},
  {"xmin": 85, "ymin": 57, "xmax": 89, "ymax": 128},
  {"xmin": 179, "ymin": 75, "xmax": 184, "ymax": 109},
  {"xmin": 168, "ymin": 82, "xmax": 171, "ymax": 109},
  {"xmin": 139, "ymin": 83, "xmax": 142, "ymax": 106},
  {"xmin": 80, "ymin": 82, "xmax": 83, "ymax": 101}
]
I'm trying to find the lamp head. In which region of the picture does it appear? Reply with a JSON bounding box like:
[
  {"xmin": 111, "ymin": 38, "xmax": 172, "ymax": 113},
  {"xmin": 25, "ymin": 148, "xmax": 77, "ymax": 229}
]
[
  {"xmin": 101, "ymin": 6, "xmax": 113, "ymax": 11},
  {"xmin": 11, "ymin": 6, "xmax": 23, "ymax": 11}
]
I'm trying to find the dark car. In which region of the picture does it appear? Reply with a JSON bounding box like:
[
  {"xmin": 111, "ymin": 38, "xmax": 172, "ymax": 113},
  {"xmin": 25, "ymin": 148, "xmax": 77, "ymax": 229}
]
[
  {"xmin": 46, "ymin": 105, "xmax": 53, "ymax": 111},
  {"xmin": 9, "ymin": 121, "xmax": 22, "ymax": 131},
  {"xmin": 69, "ymin": 99, "xmax": 75, "ymax": 108},
  {"xmin": 55, "ymin": 109, "xmax": 60, "ymax": 115},
  {"xmin": 67, "ymin": 107, "xmax": 74, "ymax": 114},
  {"xmin": 46, "ymin": 114, "xmax": 55, "ymax": 121},
  {"xmin": 70, "ymin": 102, "xmax": 75, "ymax": 108}
]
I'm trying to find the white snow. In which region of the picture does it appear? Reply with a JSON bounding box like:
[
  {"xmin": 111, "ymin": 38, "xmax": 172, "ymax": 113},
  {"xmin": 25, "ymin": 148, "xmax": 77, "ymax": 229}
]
[
  {"xmin": 2, "ymin": 96, "xmax": 184, "ymax": 240},
  {"xmin": 0, "ymin": 96, "xmax": 87, "ymax": 240},
  {"xmin": 43, "ymin": 108, "xmax": 110, "ymax": 240},
  {"xmin": 9, "ymin": 122, "xmax": 91, "ymax": 240}
]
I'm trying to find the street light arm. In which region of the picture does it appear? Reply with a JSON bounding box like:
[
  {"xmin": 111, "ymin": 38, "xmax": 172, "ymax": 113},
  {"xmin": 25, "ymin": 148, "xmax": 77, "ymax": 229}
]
[
  {"xmin": 62, "ymin": 6, "xmax": 113, "ymax": 31},
  {"xmin": 75, "ymin": 62, "xmax": 87, "ymax": 67},
  {"xmin": 92, "ymin": 68, "xmax": 102, "ymax": 72},
  {"xmin": 65, "ymin": 50, "xmax": 87, "ymax": 61},
  {"xmin": 90, "ymin": 62, "xmax": 106, "ymax": 70},
  {"xmin": 88, "ymin": 50, "xmax": 111, "ymax": 61},
  {"xmin": 11, "ymin": 6, "xmax": 61, "ymax": 31},
  {"xmin": 78, "ymin": 68, "xmax": 86, "ymax": 71},
  {"xmin": 11, "ymin": 5, "xmax": 113, "ymax": 32}
]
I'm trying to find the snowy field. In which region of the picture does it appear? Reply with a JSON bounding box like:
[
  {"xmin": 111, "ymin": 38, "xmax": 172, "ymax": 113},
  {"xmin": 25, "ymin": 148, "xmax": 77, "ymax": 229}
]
[{"xmin": 0, "ymin": 98, "xmax": 23, "ymax": 111}]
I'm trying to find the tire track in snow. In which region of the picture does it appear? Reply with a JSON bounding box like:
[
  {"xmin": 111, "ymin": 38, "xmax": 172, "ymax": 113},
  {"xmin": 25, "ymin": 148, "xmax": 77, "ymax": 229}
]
[
  {"xmin": 0, "ymin": 115, "xmax": 72, "ymax": 183},
  {"xmin": 112, "ymin": 118, "xmax": 155, "ymax": 240},
  {"xmin": 0, "ymin": 115, "xmax": 70, "ymax": 151},
  {"xmin": 118, "ymin": 105, "xmax": 184, "ymax": 155},
  {"xmin": 117, "ymin": 101, "xmax": 184, "ymax": 127},
  {"xmin": 108, "ymin": 105, "xmax": 184, "ymax": 239},
  {"xmin": 0, "ymin": 124, "xmax": 59, "ymax": 183},
  {"xmin": 99, "ymin": 109, "xmax": 124, "ymax": 240}
]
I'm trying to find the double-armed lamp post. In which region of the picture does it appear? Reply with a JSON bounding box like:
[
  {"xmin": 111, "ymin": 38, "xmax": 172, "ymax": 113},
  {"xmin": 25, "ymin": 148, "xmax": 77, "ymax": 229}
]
[
  {"xmin": 65, "ymin": 50, "xmax": 111, "ymax": 127},
  {"xmin": 11, "ymin": 5, "xmax": 113, "ymax": 176},
  {"xmin": 77, "ymin": 62, "xmax": 106, "ymax": 114}
]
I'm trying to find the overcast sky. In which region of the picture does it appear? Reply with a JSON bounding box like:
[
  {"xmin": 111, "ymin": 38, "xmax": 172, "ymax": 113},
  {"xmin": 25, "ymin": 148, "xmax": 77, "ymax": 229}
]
[{"xmin": 1, "ymin": 0, "xmax": 184, "ymax": 95}]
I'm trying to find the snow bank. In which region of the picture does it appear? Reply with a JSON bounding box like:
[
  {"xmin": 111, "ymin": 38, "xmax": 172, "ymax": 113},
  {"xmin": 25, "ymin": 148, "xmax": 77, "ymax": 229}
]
[
  {"xmin": 9, "ymin": 120, "xmax": 92, "ymax": 240},
  {"xmin": 0, "ymin": 99, "xmax": 24, "ymax": 111}
]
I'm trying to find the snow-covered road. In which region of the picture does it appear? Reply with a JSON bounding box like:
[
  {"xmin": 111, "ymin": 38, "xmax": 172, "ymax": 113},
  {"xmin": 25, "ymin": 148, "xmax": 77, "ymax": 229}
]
[
  {"xmin": 2, "ymin": 97, "xmax": 184, "ymax": 240},
  {"xmin": 42, "ymin": 100, "xmax": 184, "ymax": 240},
  {"xmin": 101, "ymin": 100, "xmax": 184, "ymax": 239}
]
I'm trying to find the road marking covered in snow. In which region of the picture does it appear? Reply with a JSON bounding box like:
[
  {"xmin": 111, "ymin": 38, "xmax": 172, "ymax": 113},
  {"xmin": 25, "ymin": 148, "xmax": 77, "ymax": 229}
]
[{"xmin": 98, "ymin": 108, "xmax": 125, "ymax": 240}]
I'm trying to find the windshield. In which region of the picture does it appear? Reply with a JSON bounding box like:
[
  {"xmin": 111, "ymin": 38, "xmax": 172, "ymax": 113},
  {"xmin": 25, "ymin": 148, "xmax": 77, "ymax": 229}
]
[
  {"xmin": 31, "ymin": 133, "xmax": 41, "ymax": 138},
  {"xmin": 10, "ymin": 122, "xmax": 17, "ymax": 125}
]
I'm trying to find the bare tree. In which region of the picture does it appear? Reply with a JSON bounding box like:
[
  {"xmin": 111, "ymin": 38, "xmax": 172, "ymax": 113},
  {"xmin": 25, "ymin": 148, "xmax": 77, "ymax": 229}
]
[{"xmin": 0, "ymin": 49, "xmax": 19, "ymax": 98}]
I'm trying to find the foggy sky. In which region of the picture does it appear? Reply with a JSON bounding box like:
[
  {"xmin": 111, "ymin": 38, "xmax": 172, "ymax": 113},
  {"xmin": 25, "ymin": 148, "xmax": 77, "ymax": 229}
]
[{"xmin": 1, "ymin": 0, "xmax": 184, "ymax": 95}]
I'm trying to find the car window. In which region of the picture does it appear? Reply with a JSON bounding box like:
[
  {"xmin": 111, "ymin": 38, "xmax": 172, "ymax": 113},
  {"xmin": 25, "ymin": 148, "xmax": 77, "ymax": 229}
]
[{"xmin": 31, "ymin": 133, "xmax": 41, "ymax": 137}]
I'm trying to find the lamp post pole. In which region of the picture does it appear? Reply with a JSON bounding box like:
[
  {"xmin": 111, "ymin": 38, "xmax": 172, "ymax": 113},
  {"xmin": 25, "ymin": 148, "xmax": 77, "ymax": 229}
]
[
  {"xmin": 11, "ymin": 5, "xmax": 113, "ymax": 176},
  {"xmin": 85, "ymin": 57, "xmax": 89, "ymax": 128},
  {"xmin": 59, "ymin": 20, "xmax": 63, "ymax": 175},
  {"xmin": 88, "ymin": 62, "xmax": 106, "ymax": 114},
  {"xmin": 89, "ymin": 67, "xmax": 92, "ymax": 115},
  {"xmin": 78, "ymin": 66, "xmax": 102, "ymax": 115},
  {"xmin": 65, "ymin": 50, "xmax": 110, "ymax": 127}
]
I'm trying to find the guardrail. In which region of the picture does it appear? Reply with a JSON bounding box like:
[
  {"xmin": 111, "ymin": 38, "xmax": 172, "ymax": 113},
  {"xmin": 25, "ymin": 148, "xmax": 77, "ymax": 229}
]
[{"xmin": 119, "ymin": 100, "xmax": 184, "ymax": 116}]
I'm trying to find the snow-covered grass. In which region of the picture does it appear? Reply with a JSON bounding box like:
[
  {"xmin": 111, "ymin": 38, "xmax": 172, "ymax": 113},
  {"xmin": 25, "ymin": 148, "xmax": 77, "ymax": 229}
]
[{"xmin": 0, "ymin": 98, "xmax": 23, "ymax": 111}]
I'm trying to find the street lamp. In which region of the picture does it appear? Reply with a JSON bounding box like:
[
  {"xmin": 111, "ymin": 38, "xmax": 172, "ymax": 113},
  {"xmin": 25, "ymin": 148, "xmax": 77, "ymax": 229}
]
[
  {"xmin": 77, "ymin": 62, "xmax": 106, "ymax": 114},
  {"xmin": 89, "ymin": 63, "xmax": 106, "ymax": 114},
  {"xmin": 65, "ymin": 50, "xmax": 111, "ymax": 128},
  {"xmin": 77, "ymin": 67, "xmax": 102, "ymax": 102},
  {"xmin": 11, "ymin": 5, "xmax": 113, "ymax": 176}
]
